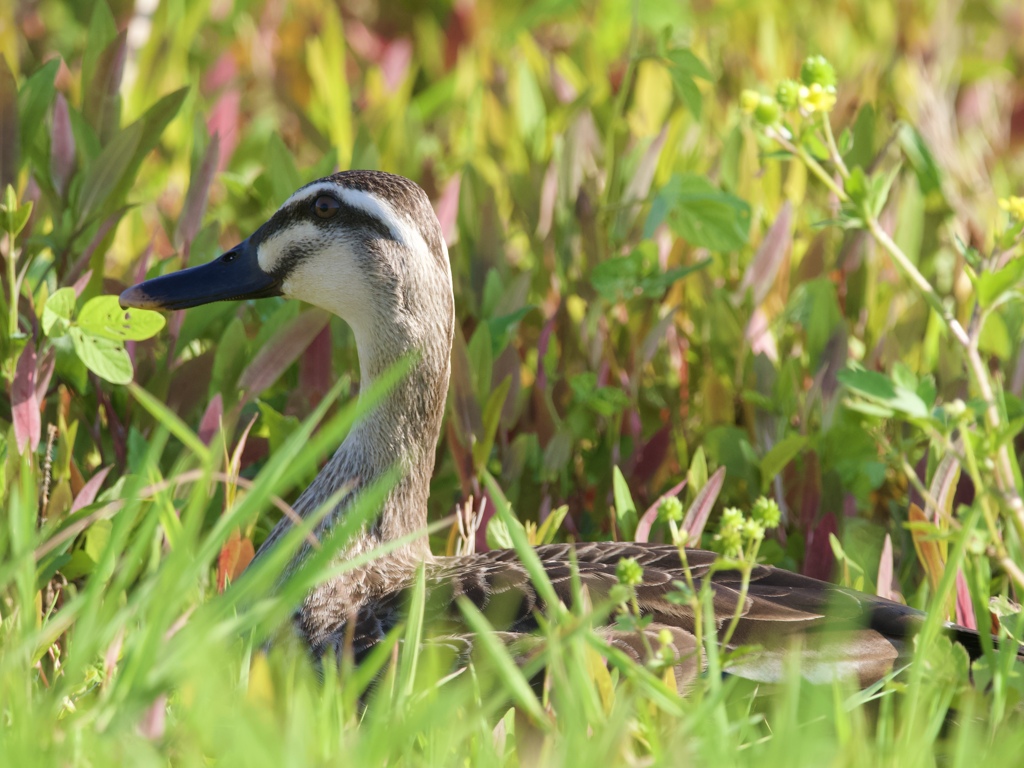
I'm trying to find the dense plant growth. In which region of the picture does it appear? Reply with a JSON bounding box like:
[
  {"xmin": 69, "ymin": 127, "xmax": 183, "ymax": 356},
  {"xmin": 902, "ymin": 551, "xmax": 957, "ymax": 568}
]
[{"xmin": 2, "ymin": 0, "xmax": 1024, "ymax": 765}]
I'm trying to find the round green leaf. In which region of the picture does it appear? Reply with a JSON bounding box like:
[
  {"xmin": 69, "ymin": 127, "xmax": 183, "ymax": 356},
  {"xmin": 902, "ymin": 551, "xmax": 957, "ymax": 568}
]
[
  {"xmin": 42, "ymin": 287, "xmax": 77, "ymax": 336},
  {"xmin": 77, "ymin": 295, "xmax": 166, "ymax": 341},
  {"xmin": 69, "ymin": 327, "xmax": 133, "ymax": 385}
]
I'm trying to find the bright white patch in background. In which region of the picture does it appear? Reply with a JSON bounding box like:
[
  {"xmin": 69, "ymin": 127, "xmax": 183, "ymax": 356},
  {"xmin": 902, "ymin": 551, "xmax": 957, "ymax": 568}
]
[
  {"xmin": 256, "ymin": 221, "xmax": 321, "ymax": 273},
  {"xmin": 123, "ymin": 0, "xmax": 159, "ymax": 89}
]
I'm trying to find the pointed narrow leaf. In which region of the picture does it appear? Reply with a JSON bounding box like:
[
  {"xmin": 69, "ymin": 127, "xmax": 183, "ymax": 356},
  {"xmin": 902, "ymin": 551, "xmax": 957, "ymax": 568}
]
[
  {"xmin": 77, "ymin": 121, "xmax": 142, "ymax": 223},
  {"xmin": 0, "ymin": 57, "xmax": 17, "ymax": 191},
  {"xmin": 13, "ymin": 340, "xmax": 41, "ymax": 453},
  {"xmin": 238, "ymin": 309, "xmax": 331, "ymax": 400},
  {"xmin": 682, "ymin": 466, "xmax": 725, "ymax": 544}
]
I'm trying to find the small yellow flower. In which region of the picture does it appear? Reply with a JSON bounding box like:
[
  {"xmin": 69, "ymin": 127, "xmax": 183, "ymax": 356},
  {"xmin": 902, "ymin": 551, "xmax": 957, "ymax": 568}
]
[
  {"xmin": 799, "ymin": 83, "xmax": 837, "ymax": 114},
  {"xmin": 998, "ymin": 195, "xmax": 1024, "ymax": 221}
]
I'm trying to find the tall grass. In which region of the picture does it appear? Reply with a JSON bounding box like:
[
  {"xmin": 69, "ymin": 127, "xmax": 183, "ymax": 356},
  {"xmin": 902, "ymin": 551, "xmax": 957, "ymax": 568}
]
[{"xmin": 2, "ymin": 0, "xmax": 1024, "ymax": 764}]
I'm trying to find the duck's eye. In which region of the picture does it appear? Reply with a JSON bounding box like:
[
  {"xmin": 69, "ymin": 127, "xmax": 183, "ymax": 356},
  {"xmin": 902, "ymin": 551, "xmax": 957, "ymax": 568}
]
[{"xmin": 313, "ymin": 195, "xmax": 341, "ymax": 220}]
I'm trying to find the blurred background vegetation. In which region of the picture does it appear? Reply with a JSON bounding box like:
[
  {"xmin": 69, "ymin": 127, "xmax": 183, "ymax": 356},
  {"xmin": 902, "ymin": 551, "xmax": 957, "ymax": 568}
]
[{"xmin": 2, "ymin": 0, "xmax": 1024, "ymax": 764}]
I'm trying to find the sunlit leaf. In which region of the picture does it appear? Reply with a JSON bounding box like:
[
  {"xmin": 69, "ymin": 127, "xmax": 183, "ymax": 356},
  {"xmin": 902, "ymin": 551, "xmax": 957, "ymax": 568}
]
[
  {"xmin": 77, "ymin": 295, "xmax": 166, "ymax": 342},
  {"xmin": 646, "ymin": 173, "xmax": 750, "ymax": 252},
  {"xmin": 69, "ymin": 327, "xmax": 133, "ymax": 385},
  {"xmin": 42, "ymin": 287, "xmax": 77, "ymax": 336}
]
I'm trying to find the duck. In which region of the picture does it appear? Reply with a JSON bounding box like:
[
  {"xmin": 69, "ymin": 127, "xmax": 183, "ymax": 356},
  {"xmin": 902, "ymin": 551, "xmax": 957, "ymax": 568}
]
[{"xmin": 119, "ymin": 169, "xmax": 1008, "ymax": 689}]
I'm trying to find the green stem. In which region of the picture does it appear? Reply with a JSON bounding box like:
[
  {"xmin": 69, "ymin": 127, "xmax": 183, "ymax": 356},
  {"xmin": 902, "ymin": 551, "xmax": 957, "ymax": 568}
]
[
  {"xmin": 768, "ymin": 122, "xmax": 1024, "ymax": 574},
  {"xmin": 820, "ymin": 113, "xmax": 849, "ymax": 179},
  {"xmin": 5, "ymin": 231, "xmax": 16, "ymax": 339},
  {"xmin": 867, "ymin": 218, "xmax": 1024, "ymax": 539}
]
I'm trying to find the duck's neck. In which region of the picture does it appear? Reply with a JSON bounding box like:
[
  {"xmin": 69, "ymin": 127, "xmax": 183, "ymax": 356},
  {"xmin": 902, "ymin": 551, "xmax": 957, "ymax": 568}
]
[{"xmin": 290, "ymin": 308, "xmax": 452, "ymax": 572}]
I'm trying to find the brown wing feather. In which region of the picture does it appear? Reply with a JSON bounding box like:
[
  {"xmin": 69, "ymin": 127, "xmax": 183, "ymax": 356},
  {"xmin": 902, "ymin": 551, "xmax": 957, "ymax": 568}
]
[{"xmin": 312, "ymin": 542, "xmax": 1010, "ymax": 686}]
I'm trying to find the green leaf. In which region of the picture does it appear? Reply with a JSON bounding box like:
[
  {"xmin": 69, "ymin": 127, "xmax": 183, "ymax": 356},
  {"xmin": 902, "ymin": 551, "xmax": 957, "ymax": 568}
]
[
  {"xmin": 81, "ymin": 1, "xmax": 119, "ymax": 99},
  {"xmin": 591, "ymin": 253, "xmax": 643, "ymax": 300},
  {"xmin": 69, "ymin": 327, "xmax": 133, "ymax": 385},
  {"xmin": 263, "ymin": 133, "xmax": 303, "ymax": 203},
  {"xmin": 466, "ymin": 322, "xmax": 493, "ymax": 400},
  {"xmin": 613, "ymin": 466, "xmax": 637, "ymax": 540},
  {"xmin": 898, "ymin": 124, "xmax": 943, "ymax": 197},
  {"xmin": 473, "ymin": 375, "xmax": 513, "ymax": 470},
  {"xmin": 16, "ymin": 59, "xmax": 60, "ymax": 152},
  {"xmin": 665, "ymin": 49, "xmax": 710, "ymax": 118},
  {"xmin": 976, "ymin": 257, "xmax": 1024, "ymax": 308},
  {"xmin": 0, "ymin": 184, "xmax": 32, "ymax": 238},
  {"xmin": 535, "ymin": 504, "xmax": 568, "ymax": 545},
  {"xmin": 77, "ymin": 295, "xmax": 166, "ymax": 341},
  {"xmin": 646, "ymin": 173, "xmax": 750, "ymax": 252},
  {"xmin": 305, "ymin": 6, "xmax": 352, "ymax": 167},
  {"xmin": 837, "ymin": 367, "xmax": 929, "ymax": 419},
  {"xmin": 868, "ymin": 163, "xmax": 902, "ymax": 219},
  {"xmin": 76, "ymin": 120, "xmax": 142, "ymax": 223},
  {"xmin": 760, "ymin": 434, "xmax": 808, "ymax": 491},
  {"xmin": 42, "ymin": 287, "xmax": 77, "ymax": 336}
]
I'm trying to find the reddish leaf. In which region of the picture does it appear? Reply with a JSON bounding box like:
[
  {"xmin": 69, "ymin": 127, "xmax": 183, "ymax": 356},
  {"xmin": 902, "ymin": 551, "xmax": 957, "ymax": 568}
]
[
  {"xmin": 207, "ymin": 89, "xmax": 241, "ymax": 171},
  {"xmin": 198, "ymin": 393, "xmax": 224, "ymax": 445},
  {"xmin": 681, "ymin": 466, "xmax": 725, "ymax": 545},
  {"xmin": 64, "ymin": 207, "xmax": 130, "ymax": 285},
  {"xmin": 955, "ymin": 569, "xmax": 976, "ymax": 629},
  {"xmin": 50, "ymin": 92, "xmax": 76, "ymax": 195},
  {"xmin": 238, "ymin": 309, "xmax": 331, "ymax": 402},
  {"xmin": 448, "ymin": 322, "xmax": 483, "ymax": 444},
  {"xmin": 631, "ymin": 425, "xmax": 670, "ymax": 485},
  {"xmin": 84, "ymin": 30, "xmax": 127, "ymax": 142},
  {"xmin": 635, "ymin": 478, "xmax": 687, "ymax": 543},
  {"xmin": 298, "ymin": 324, "xmax": 333, "ymax": 409},
  {"xmin": 34, "ymin": 346, "xmax": 56, "ymax": 404},
  {"xmin": 908, "ymin": 503, "xmax": 943, "ymax": 592},
  {"xmin": 217, "ymin": 529, "xmax": 255, "ymax": 593},
  {"xmin": 876, "ymin": 533, "xmax": 893, "ymax": 600},
  {"xmin": 70, "ymin": 465, "xmax": 112, "ymax": 513},
  {"xmin": 803, "ymin": 512, "xmax": 837, "ymax": 581},
  {"xmin": 380, "ymin": 38, "xmax": 412, "ymax": 92},
  {"xmin": 738, "ymin": 201, "xmax": 792, "ymax": 306},
  {"xmin": 0, "ymin": 55, "xmax": 17, "ymax": 191},
  {"xmin": 138, "ymin": 694, "xmax": 167, "ymax": 740},
  {"xmin": 434, "ymin": 173, "xmax": 461, "ymax": 246},
  {"xmin": 174, "ymin": 132, "xmax": 220, "ymax": 249},
  {"xmin": 12, "ymin": 340, "xmax": 40, "ymax": 453}
]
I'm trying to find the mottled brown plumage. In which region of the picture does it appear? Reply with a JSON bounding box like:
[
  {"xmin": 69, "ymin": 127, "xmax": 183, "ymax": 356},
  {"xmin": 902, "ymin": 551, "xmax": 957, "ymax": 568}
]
[{"xmin": 120, "ymin": 170, "xmax": 1013, "ymax": 688}]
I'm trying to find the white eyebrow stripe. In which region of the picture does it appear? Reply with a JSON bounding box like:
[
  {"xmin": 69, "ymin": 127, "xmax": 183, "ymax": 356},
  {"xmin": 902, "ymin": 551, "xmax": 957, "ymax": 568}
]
[
  {"xmin": 280, "ymin": 181, "xmax": 341, "ymax": 210},
  {"xmin": 277, "ymin": 181, "xmax": 426, "ymax": 254},
  {"xmin": 256, "ymin": 220, "xmax": 322, "ymax": 273},
  {"xmin": 337, "ymin": 187, "xmax": 427, "ymax": 254}
]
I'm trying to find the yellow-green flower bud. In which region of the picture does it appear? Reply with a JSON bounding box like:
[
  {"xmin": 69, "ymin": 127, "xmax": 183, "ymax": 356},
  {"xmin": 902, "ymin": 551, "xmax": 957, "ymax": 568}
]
[
  {"xmin": 800, "ymin": 55, "xmax": 837, "ymax": 88},
  {"xmin": 751, "ymin": 496, "xmax": 781, "ymax": 528},
  {"xmin": 616, "ymin": 557, "xmax": 644, "ymax": 587},
  {"xmin": 740, "ymin": 89, "xmax": 761, "ymax": 114},
  {"xmin": 742, "ymin": 518, "xmax": 765, "ymax": 544},
  {"xmin": 776, "ymin": 79, "xmax": 800, "ymax": 109},
  {"xmin": 716, "ymin": 507, "xmax": 745, "ymax": 557},
  {"xmin": 659, "ymin": 496, "xmax": 684, "ymax": 523},
  {"xmin": 754, "ymin": 96, "xmax": 781, "ymax": 125}
]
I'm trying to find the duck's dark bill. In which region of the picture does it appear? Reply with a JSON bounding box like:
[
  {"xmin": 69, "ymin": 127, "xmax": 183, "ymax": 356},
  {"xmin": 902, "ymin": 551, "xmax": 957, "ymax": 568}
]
[{"xmin": 119, "ymin": 238, "xmax": 283, "ymax": 311}]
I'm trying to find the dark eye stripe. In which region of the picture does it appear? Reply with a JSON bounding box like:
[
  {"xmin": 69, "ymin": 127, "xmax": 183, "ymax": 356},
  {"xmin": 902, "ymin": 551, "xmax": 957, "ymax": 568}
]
[{"xmin": 254, "ymin": 196, "xmax": 397, "ymax": 247}]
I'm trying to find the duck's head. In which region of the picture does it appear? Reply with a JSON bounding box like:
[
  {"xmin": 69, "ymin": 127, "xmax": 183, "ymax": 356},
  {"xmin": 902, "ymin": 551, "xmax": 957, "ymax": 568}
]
[{"xmin": 120, "ymin": 170, "xmax": 454, "ymax": 371}]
